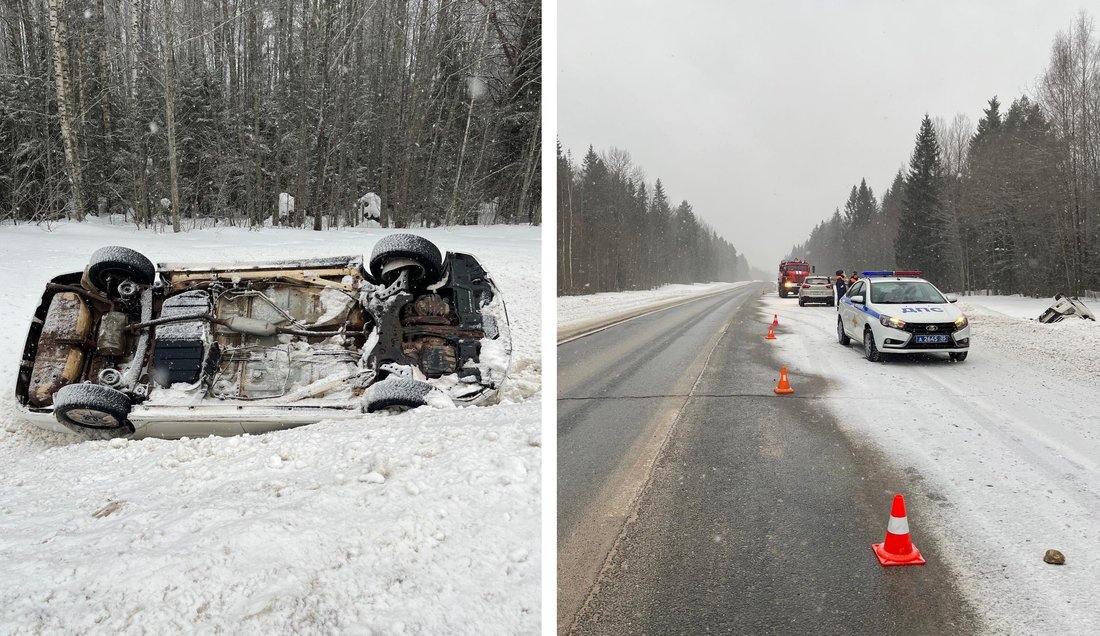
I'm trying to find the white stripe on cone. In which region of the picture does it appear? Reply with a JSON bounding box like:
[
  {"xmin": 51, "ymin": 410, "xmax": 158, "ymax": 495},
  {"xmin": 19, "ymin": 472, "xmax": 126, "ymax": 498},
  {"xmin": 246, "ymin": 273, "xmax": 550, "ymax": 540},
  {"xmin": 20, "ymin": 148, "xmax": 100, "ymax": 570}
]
[{"xmin": 887, "ymin": 515, "xmax": 909, "ymax": 535}]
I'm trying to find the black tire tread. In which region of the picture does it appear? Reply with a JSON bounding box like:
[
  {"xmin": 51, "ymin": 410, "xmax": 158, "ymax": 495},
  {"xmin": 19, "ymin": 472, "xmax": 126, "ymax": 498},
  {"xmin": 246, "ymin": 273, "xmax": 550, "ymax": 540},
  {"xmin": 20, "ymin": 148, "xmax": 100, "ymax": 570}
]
[
  {"xmin": 87, "ymin": 246, "xmax": 155, "ymax": 294},
  {"xmin": 53, "ymin": 383, "xmax": 134, "ymax": 440},
  {"xmin": 363, "ymin": 377, "xmax": 434, "ymax": 413},
  {"xmin": 368, "ymin": 234, "xmax": 443, "ymax": 283}
]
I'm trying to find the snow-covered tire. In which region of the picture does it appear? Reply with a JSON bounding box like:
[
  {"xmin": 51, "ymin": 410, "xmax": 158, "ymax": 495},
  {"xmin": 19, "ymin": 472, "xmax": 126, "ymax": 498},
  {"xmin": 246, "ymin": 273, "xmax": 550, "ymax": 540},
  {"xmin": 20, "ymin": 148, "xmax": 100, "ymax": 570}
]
[
  {"xmin": 863, "ymin": 329, "xmax": 882, "ymax": 362},
  {"xmin": 363, "ymin": 377, "xmax": 434, "ymax": 413},
  {"xmin": 86, "ymin": 246, "xmax": 155, "ymax": 295},
  {"xmin": 837, "ymin": 317, "xmax": 850, "ymax": 345},
  {"xmin": 950, "ymin": 352, "xmax": 968, "ymax": 362},
  {"xmin": 368, "ymin": 234, "xmax": 443, "ymax": 285},
  {"xmin": 798, "ymin": 298, "xmax": 805, "ymax": 307},
  {"xmin": 53, "ymin": 383, "xmax": 134, "ymax": 439}
]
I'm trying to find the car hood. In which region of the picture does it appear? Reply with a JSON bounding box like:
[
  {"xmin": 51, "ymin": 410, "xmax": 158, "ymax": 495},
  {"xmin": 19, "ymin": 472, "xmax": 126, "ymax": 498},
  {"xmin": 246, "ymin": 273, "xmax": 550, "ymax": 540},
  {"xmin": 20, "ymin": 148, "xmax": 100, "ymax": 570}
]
[{"xmin": 873, "ymin": 303, "xmax": 962, "ymax": 320}]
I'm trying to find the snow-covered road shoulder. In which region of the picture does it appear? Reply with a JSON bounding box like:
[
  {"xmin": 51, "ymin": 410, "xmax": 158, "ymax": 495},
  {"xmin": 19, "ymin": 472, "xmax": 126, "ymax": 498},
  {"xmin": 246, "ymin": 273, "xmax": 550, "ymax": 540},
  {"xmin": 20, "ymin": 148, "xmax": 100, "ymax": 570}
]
[
  {"xmin": 557, "ymin": 282, "xmax": 756, "ymax": 341},
  {"xmin": 760, "ymin": 292, "xmax": 1100, "ymax": 635}
]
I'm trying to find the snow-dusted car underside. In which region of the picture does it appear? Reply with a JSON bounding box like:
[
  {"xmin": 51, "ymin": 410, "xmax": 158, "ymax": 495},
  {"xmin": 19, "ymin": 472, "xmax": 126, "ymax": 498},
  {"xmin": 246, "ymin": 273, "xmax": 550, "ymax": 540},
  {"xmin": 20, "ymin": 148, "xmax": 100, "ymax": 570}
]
[{"xmin": 15, "ymin": 234, "xmax": 510, "ymax": 440}]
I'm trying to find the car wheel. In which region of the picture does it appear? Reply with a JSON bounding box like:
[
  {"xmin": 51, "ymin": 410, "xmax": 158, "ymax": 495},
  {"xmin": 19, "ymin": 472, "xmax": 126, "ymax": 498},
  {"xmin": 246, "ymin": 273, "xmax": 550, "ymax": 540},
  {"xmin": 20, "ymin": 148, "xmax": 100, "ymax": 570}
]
[
  {"xmin": 950, "ymin": 352, "xmax": 968, "ymax": 362},
  {"xmin": 828, "ymin": 299, "xmax": 835, "ymax": 307},
  {"xmin": 863, "ymin": 329, "xmax": 882, "ymax": 362},
  {"xmin": 779, "ymin": 289, "xmax": 787, "ymax": 298},
  {"xmin": 798, "ymin": 297, "xmax": 805, "ymax": 307},
  {"xmin": 86, "ymin": 246, "xmax": 155, "ymax": 296},
  {"xmin": 368, "ymin": 234, "xmax": 443, "ymax": 285},
  {"xmin": 53, "ymin": 383, "xmax": 134, "ymax": 439},
  {"xmin": 363, "ymin": 376, "xmax": 434, "ymax": 413},
  {"xmin": 837, "ymin": 316, "xmax": 850, "ymax": 345}
]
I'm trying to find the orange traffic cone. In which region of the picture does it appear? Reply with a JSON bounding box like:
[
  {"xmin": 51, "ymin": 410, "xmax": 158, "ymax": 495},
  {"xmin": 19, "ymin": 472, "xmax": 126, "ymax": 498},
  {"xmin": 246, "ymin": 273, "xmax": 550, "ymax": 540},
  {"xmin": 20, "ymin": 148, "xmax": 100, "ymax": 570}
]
[
  {"xmin": 773, "ymin": 367, "xmax": 794, "ymax": 394},
  {"xmin": 766, "ymin": 324, "xmax": 777, "ymax": 340},
  {"xmin": 772, "ymin": 314, "xmax": 779, "ymax": 326},
  {"xmin": 872, "ymin": 494, "xmax": 926, "ymax": 566}
]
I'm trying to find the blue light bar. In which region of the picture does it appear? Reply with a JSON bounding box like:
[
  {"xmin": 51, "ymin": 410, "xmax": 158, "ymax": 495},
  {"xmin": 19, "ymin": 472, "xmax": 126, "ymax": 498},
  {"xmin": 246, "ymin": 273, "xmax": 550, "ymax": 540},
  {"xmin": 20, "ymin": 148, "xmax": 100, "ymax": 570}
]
[{"xmin": 861, "ymin": 270, "xmax": 895, "ymax": 278}]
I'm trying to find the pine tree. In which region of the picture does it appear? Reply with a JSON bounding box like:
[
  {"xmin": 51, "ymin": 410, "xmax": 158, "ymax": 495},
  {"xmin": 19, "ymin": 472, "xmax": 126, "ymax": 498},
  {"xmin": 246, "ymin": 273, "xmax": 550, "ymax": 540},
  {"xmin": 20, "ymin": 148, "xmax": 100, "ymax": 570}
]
[
  {"xmin": 971, "ymin": 96, "xmax": 1002, "ymax": 150},
  {"xmin": 897, "ymin": 115, "xmax": 946, "ymax": 282}
]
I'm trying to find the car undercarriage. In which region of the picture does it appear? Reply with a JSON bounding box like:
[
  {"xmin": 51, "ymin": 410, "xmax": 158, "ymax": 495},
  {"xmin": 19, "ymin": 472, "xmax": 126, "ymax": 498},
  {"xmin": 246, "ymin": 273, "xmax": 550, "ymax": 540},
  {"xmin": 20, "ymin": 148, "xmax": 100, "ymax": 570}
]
[{"xmin": 15, "ymin": 234, "xmax": 510, "ymax": 440}]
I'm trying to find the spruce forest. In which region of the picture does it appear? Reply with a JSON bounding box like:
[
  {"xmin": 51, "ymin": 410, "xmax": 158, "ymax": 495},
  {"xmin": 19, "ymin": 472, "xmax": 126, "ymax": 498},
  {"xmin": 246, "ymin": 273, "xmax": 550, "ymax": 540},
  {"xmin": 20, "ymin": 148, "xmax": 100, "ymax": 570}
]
[
  {"xmin": 0, "ymin": 0, "xmax": 540, "ymax": 231},
  {"xmin": 557, "ymin": 144, "xmax": 756, "ymax": 295},
  {"xmin": 791, "ymin": 14, "xmax": 1100, "ymax": 297}
]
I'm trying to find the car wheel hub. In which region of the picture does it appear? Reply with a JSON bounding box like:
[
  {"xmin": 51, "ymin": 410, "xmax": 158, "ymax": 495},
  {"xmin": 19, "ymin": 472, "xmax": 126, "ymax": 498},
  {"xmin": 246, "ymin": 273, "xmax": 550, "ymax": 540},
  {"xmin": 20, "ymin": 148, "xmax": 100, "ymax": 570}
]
[{"xmin": 66, "ymin": 408, "xmax": 120, "ymax": 428}]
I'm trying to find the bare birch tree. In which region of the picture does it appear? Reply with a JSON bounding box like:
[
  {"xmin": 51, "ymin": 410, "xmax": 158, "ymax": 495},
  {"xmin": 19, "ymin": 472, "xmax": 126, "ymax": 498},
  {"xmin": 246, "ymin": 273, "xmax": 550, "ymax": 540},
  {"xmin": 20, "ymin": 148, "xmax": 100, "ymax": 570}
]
[{"xmin": 47, "ymin": 0, "xmax": 85, "ymax": 221}]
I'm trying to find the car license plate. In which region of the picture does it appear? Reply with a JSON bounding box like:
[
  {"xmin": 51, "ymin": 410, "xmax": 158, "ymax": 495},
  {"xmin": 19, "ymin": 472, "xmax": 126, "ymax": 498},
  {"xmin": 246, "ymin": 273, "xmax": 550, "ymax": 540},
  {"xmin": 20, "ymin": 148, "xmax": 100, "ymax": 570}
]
[{"xmin": 915, "ymin": 335, "xmax": 949, "ymax": 344}]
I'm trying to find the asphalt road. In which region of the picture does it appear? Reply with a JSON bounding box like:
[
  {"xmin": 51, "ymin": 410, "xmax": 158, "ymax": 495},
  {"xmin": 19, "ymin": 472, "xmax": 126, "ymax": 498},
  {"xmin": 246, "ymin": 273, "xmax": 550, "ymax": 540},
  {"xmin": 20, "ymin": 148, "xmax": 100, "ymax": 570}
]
[{"xmin": 558, "ymin": 287, "xmax": 983, "ymax": 635}]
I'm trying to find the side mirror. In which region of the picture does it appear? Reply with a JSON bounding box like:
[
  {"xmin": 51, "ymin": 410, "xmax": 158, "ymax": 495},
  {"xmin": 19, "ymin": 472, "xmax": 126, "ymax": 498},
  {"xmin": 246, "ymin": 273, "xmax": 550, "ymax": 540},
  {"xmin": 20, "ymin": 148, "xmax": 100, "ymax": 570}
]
[
  {"xmin": 851, "ymin": 295, "xmax": 864, "ymax": 304},
  {"xmin": 946, "ymin": 295, "xmax": 958, "ymax": 303}
]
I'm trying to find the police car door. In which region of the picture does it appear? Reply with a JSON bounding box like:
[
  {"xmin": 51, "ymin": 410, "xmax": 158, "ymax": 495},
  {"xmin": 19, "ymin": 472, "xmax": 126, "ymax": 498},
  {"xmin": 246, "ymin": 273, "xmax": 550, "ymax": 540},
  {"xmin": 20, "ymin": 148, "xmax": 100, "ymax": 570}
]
[{"xmin": 840, "ymin": 280, "xmax": 866, "ymax": 336}]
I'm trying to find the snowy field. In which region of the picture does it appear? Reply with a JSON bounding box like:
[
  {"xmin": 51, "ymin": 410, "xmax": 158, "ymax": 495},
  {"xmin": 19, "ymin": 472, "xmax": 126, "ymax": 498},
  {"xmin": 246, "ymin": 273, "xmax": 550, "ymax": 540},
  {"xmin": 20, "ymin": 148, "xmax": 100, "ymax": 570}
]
[
  {"xmin": 0, "ymin": 219, "xmax": 541, "ymax": 635},
  {"xmin": 557, "ymin": 282, "xmax": 750, "ymax": 338},
  {"xmin": 561, "ymin": 284, "xmax": 1100, "ymax": 634}
]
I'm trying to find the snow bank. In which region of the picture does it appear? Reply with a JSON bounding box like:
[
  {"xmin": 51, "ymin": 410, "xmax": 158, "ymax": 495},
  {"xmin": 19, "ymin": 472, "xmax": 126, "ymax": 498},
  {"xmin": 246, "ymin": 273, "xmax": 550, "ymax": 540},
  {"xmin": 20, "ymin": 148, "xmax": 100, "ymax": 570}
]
[
  {"xmin": 0, "ymin": 220, "xmax": 540, "ymax": 634},
  {"xmin": 558, "ymin": 282, "xmax": 753, "ymax": 334}
]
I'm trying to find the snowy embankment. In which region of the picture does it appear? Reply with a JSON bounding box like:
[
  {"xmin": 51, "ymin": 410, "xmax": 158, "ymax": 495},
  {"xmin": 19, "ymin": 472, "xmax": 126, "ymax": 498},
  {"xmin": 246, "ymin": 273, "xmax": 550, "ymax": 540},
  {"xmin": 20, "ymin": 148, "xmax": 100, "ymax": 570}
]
[
  {"xmin": 761, "ymin": 292, "xmax": 1100, "ymax": 635},
  {"xmin": 557, "ymin": 282, "xmax": 754, "ymax": 340},
  {"xmin": 0, "ymin": 219, "xmax": 540, "ymax": 635}
]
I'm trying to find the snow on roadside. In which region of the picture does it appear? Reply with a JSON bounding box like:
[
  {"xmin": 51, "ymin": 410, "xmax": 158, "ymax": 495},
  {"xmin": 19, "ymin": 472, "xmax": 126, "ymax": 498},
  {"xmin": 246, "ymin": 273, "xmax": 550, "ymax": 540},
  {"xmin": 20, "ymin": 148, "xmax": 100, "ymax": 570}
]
[
  {"xmin": 762, "ymin": 293, "xmax": 1100, "ymax": 635},
  {"xmin": 557, "ymin": 282, "xmax": 754, "ymax": 332},
  {"xmin": 0, "ymin": 219, "xmax": 541, "ymax": 634}
]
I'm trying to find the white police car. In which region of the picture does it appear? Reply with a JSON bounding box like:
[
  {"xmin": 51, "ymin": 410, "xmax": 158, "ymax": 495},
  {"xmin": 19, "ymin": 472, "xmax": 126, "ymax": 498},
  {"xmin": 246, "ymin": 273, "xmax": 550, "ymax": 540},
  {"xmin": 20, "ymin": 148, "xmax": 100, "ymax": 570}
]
[{"xmin": 836, "ymin": 271, "xmax": 970, "ymax": 362}]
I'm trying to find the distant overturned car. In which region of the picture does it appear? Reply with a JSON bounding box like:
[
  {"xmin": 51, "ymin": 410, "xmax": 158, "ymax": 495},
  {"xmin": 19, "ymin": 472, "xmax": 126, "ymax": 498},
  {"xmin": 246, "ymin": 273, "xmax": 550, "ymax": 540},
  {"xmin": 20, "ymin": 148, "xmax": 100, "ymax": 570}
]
[{"xmin": 15, "ymin": 234, "xmax": 510, "ymax": 440}]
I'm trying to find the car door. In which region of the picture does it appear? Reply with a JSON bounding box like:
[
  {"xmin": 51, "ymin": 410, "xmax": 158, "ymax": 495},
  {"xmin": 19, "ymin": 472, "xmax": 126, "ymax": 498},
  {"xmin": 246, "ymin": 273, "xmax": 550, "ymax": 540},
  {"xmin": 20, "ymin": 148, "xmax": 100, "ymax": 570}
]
[{"xmin": 842, "ymin": 280, "xmax": 866, "ymax": 335}]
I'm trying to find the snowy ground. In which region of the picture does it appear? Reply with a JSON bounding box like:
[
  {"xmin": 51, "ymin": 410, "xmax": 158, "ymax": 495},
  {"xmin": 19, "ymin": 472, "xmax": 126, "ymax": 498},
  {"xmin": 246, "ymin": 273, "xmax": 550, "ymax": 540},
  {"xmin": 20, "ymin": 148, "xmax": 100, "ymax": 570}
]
[
  {"xmin": 0, "ymin": 219, "xmax": 541, "ymax": 635},
  {"xmin": 561, "ymin": 284, "xmax": 1100, "ymax": 634},
  {"xmin": 557, "ymin": 282, "xmax": 750, "ymax": 337}
]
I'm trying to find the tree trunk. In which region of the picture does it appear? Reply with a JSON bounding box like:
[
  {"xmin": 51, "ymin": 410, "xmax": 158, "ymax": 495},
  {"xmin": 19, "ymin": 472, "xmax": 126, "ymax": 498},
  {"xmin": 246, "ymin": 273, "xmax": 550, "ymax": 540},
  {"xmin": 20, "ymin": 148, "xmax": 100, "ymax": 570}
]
[
  {"xmin": 129, "ymin": 0, "xmax": 148, "ymax": 225},
  {"xmin": 164, "ymin": 0, "xmax": 181, "ymax": 232},
  {"xmin": 47, "ymin": 0, "xmax": 85, "ymax": 221}
]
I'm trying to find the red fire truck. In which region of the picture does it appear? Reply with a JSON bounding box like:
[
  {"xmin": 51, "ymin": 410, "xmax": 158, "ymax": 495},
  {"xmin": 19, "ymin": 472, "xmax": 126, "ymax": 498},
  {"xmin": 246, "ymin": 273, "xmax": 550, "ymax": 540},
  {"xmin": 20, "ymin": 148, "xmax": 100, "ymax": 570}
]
[{"xmin": 777, "ymin": 259, "xmax": 813, "ymax": 298}]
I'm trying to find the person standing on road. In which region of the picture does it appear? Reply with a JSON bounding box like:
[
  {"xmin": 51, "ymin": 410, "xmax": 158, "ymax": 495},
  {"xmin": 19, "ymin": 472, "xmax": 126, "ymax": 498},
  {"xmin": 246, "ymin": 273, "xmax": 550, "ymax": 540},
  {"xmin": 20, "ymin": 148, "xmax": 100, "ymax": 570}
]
[{"xmin": 834, "ymin": 270, "xmax": 848, "ymax": 306}]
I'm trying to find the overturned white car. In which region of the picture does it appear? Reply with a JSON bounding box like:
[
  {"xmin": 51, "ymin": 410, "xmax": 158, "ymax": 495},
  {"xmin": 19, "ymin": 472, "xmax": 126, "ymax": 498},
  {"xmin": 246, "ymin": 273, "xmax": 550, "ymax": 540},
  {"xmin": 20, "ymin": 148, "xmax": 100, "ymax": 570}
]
[{"xmin": 15, "ymin": 234, "xmax": 510, "ymax": 440}]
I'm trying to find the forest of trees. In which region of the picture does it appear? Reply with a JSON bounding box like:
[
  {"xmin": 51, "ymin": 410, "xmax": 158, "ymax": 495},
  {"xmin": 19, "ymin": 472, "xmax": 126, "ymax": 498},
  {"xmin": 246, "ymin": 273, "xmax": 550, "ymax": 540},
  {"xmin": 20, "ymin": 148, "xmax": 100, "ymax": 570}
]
[
  {"xmin": 0, "ymin": 0, "xmax": 540, "ymax": 231},
  {"xmin": 557, "ymin": 143, "xmax": 756, "ymax": 295},
  {"xmin": 791, "ymin": 13, "xmax": 1100, "ymax": 297}
]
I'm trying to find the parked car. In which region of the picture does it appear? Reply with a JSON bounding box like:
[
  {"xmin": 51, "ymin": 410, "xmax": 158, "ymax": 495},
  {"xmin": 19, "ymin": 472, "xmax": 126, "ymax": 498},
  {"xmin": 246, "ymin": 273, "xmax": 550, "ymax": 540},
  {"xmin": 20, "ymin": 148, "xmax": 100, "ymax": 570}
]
[
  {"xmin": 836, "ymin": 271, "xmax": 969, "ymax": 362},
  {"xmin": 15, "ymin": 234, "xmax": 510, "ymax": 440},
  {"xmin": 798, "ymin": 275, "xmax": 834, "ymax": 306}
]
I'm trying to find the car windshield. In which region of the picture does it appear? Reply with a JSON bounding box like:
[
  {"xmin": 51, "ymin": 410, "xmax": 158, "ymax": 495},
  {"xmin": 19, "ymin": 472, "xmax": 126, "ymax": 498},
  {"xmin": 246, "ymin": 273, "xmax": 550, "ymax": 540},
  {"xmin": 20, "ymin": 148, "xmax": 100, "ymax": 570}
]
[
  {"xmin": 869, "ymin": 280, "xmax": 947, "ymax": 304},
  {"xmin": 805, "ymin": 277, "xmax": 829, "ymax": 285}
]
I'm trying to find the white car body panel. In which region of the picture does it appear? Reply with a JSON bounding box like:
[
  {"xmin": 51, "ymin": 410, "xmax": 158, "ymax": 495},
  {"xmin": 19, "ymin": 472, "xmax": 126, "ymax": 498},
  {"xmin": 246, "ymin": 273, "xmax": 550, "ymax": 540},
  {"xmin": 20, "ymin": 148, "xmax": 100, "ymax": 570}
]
[{"xmin": 838, "ymin": 275, "xmax": 971, "ymax": 356}]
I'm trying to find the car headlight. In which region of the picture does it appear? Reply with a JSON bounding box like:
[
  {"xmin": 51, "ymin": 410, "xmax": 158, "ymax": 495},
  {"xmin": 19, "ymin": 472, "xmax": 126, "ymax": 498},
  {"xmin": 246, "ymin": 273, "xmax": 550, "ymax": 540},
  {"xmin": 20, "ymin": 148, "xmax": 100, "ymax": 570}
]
[
  {"xmin": 784, "ymin": 282, "xmax": 794, "ymax": 287},
  {"xmin": 954, "ymin": 314, "xmax": 968, "ymax": 329},
  {"xmin": 880, "ymin": 314, "xmax": 906, "ymax": 330}
]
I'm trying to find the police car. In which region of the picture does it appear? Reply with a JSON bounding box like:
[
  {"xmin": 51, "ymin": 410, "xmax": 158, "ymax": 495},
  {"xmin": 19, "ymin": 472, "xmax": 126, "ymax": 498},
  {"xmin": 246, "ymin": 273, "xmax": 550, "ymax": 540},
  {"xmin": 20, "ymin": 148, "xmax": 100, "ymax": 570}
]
[{"xmin": 836, "ymin": 271, "xmax": 970, "ymax": 362}]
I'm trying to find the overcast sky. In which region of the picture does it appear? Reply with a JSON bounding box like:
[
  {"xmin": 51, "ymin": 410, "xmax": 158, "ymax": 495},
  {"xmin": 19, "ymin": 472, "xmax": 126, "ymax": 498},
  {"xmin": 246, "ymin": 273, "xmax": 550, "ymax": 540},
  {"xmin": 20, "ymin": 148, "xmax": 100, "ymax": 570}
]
[{"xmin": 558, "ymin": 0, "xmax": 1090, "ymax": 273}]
